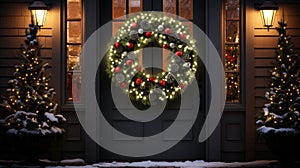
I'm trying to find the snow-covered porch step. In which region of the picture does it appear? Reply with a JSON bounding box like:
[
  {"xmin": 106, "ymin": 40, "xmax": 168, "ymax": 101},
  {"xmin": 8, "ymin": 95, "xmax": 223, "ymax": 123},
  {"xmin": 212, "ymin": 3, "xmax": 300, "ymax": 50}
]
[
  {"xmin": 92, "ymin": 160, "xmax": 276, "ymax": 168},
  {"xmin": 0, "ymin": 160, "xmax": 284, "ymax": 168}
]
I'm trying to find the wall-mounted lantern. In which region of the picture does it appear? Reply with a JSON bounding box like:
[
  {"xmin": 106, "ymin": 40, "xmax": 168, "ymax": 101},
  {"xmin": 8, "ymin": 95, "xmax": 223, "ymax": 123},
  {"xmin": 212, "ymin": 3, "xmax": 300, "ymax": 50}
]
[
  {"xmin": 259, "ymin": 0, "xmax": 279, "ymax": 31},
  {"xmin": 28, "ymin": 1, "xmax": 49, "ymax": 28}
]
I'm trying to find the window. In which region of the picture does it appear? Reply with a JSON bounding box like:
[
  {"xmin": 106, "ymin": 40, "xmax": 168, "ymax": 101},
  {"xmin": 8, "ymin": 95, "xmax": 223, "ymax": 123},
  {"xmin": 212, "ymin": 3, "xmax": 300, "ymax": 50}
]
[
  {"xmin": 224, "ymin": 0, "xmax": 240, "ymax": 103},
  {"xmin": 112, "ymin": 0, "xmax": 194, "ymax": 73},
  {"xmin": 112, "ymin": 0, "xmax": 143, "ymax": 35},
  {"xmin": 66, "ymin": 0, "xmax": 83, "ymax": 102},
  {"xmin": 64, "ymin": 0, "xmax": 195, "ymax": 103}
]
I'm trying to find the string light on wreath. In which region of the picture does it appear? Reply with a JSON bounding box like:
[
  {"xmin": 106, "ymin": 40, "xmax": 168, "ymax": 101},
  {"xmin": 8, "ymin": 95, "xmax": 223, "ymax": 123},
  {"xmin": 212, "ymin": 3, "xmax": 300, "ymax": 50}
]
[{"xmin": 106, "ymin": 13, "xmax": 198, "ymax": 105}]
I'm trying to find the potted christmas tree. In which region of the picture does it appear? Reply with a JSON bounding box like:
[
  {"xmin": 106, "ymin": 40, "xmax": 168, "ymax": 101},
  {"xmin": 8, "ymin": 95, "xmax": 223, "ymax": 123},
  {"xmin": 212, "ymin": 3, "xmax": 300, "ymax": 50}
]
[
  {"xmin": 256, "ymin": 19, "xmax": 300, "ymax": 162},
  {"xmin": 0, "ymin": 24, "xmax": 66, "ymax": 162}
]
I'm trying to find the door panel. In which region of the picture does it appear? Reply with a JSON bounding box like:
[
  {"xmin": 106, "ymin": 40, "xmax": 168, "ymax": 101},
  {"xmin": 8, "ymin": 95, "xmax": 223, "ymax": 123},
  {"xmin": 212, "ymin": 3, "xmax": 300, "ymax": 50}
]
[{"xmin": 99, "ymin": 0, "xmax": 206, "ymax": 161}]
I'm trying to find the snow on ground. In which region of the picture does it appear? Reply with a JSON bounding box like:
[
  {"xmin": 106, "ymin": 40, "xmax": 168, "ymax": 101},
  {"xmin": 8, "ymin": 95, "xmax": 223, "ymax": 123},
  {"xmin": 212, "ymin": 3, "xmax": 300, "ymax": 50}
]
[
  {"xmin": 46, "ymin": 160, "xmax": 276, "ymax": 168},
  {"xmin": 60, "ymin": 158, "xmax": 85, "ymax": 164}
]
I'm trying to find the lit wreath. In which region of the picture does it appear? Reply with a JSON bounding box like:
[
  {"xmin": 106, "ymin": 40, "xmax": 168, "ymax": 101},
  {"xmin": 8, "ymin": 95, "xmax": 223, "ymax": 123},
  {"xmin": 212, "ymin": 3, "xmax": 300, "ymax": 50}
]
[{"xmin": 106, "ymin": 13, "xmax": 198, "ymax": 105}]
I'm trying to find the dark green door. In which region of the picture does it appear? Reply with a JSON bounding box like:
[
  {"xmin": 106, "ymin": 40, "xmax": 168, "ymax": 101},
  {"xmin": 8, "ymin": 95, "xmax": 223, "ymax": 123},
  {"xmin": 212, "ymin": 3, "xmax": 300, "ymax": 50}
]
[{"xmin": 98, "ymin": 0, "xmax": 206, "ymax": 161}]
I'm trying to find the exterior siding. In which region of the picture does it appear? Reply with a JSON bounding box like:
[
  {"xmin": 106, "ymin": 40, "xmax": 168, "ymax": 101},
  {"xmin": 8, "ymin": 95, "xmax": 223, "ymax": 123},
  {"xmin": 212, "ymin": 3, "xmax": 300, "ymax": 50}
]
[
  {"xmin": 0, "ymin": 1, "xmax": 59, "ymax": 160},
  {"xmin": 0, "ymin": 2, "xmax": 53, "ymax": 95},
  {"xmin": 0, "ymin": 1, "xmax": 85, "ymax": 161},
  {"xmin": 253, "ymin": 0, "xmax": 300, "ymax": 159}
]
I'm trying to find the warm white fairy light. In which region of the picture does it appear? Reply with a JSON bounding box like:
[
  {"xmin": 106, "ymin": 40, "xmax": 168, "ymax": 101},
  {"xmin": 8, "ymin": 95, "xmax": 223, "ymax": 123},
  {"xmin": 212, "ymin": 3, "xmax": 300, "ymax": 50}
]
[{"xmin": 107, "ymin": 13, "xmax": 198, "ymax": 104}]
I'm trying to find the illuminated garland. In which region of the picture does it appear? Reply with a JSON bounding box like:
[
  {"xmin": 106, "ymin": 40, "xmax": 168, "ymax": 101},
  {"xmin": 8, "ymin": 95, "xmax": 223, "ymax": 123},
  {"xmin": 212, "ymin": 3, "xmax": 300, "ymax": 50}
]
[{"xmin": 106, "ymin": 13, "xmax": 198, "ymax": 105}]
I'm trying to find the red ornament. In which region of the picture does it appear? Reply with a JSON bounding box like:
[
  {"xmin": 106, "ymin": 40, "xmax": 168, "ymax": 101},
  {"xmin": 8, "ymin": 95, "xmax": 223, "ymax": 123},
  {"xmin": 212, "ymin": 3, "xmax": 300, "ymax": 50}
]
[
  {"xmin": 229, "ymin": 57, "xmax": 237, "ymax": 62},
  {"xmin": 126, "ymin": 59, "xmax": 133, "ymax": 66},
  {"xmin": 114, "ymin": 42, "xmax": 120, "ymax": 48},
  {"xmin": 114, "ymin": 66, "xmax": 121, "ymax": 73},
  {"xmin": 135, "ymin": 78, "xmax": 143, "ymax": 85},
  {"xmin": 180, "ymin": 33, "xmax": 186, "ymax": 39},
  {"xmin": 226, "ymin": 54, "xmax": 236, "ymax": 62},
  {"xmin": 162, "ymin": 44, "xmax": 168, "ymax": 49},
  {"xmin": 127, "ymin": 42, "xmax": 134, "ymax": 49},
  {"xmin": 175, "ymin": 51, "xmax": 183, "ymax": 57},
  {"xmin": 136, "ymin": 65, "xmax": 142, "ymax": 71},
  {"xmin": 149, "ymin": 76, "xmax": 155, "ymax": 83},
  {"xmin": 179, "ymin": 83, "xmax": 185, "ymax": 89},
  {"xmin": 225, "ymin": 51, "xmax": 230, "ymax": 56},
  {"xmin": 145, "ymin": 32, "xmax": 152, "ymax": 38},
  {"xmin": 159, "ymin": 80, "xmax": 166, "ymax": 87},
  {"xmin": 131, "ymin": 22, "xmax": 138, "ymax": 29},
  {"xmin": 164, "ymin": 28, "xmax": 171, "ymax": 34},
  {"xmin": 121, "ymin": 82, "xmax": 127, "ymax": 88}
]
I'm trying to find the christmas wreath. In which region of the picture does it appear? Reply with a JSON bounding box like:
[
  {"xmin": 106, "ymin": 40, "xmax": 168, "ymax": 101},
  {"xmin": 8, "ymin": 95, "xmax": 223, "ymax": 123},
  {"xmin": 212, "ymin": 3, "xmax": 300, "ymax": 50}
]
[{"xmin": 106, "ymin": 13, "xmax": 198, "ymax": 105}]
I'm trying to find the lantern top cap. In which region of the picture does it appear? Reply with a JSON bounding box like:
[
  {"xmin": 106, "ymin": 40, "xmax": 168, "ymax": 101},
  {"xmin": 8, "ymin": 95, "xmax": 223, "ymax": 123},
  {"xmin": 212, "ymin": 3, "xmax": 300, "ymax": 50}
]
[
  {"xmin": 260, "ymin": 0, "xmax": 279, "ymax": 10},
  {"xmin": 28, "ymin": 1, "xmax": 48, "ymax": 10}
]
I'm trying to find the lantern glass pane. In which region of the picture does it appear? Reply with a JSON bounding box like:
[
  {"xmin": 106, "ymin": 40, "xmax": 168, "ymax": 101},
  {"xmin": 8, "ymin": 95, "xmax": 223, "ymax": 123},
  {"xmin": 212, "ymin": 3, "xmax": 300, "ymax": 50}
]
[
  {"xmin": 261, "ymin": 9, "xmax": 275, "ymax": 27},
  {"xmin": 31, "ymin": 10, "xmax": 47, "ymax": 27},
  {"xmin": 272, "ymin": 10, "xmax": 277, "ymax": 26}
]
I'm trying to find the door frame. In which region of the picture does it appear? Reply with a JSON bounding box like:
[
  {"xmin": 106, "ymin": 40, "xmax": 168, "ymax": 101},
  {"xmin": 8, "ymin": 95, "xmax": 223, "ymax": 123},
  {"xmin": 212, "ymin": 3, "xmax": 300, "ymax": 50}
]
[
  {"xmin": 205, "ymin": 0, "xmax": 222, "ymax": 161},
  {"xmin": 83, "ymin": 0, "xmax": 222, "ymax": 162}
]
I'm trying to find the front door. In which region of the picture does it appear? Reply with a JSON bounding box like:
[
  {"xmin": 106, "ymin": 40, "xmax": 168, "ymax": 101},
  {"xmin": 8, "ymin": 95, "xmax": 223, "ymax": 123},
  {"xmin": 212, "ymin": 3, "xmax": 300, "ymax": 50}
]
[{"xmin": 98, "ymin": 0, "xmax": 206, "ymax": 161}]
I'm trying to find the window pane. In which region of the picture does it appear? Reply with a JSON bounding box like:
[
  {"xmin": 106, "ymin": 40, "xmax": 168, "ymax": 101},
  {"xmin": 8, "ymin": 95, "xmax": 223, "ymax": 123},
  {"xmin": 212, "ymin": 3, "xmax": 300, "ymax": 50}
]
[
  {"xmin": 67, "ymin": 0, "xmax": 81, "ymax": 19},
  {"xmin": 179, "ymin": 0, "xmax": 193, "ymax": 20},
  {"xmin": 182, "ymin": 21, "xmax": 193, "ymax": 34},
  {"xmin": 163, "ymin": 49, "xmax": 170, "ymax": 71},
  {"xmin": 67, "ymin": 45, "xmax": 81, "ymax": 71},
  {"xmin": 163, "ymin": 0, "xmax": 176, "ymax": 15},
  {"xmin": 225, "ymin": 0, "xmax": 240, "ymax": 19},
  {"xmin": 226, "ymin": 21, "xmax": 239, "ymax": 43},
  {"xmin": 129, "ymin": 0, "xmax": 142, "ymax": 14},
  {"xmin": 225, "ymin": 45, "xmax": 239, "ymax": 71},
  {"xmin": 226, "ymin": 72, "xmax": 240, "ymax": 102},
  {"xmin": 67, "ymin": 72, "xmax": 81, "ymax": 102},
  {"xmin": 113, "ymin": 0, "xmax": 126, "ymax": 19},
  {"xmin": 67, "ymin": 21, "xmax": 82, "ymax": 43},
  {"xmin": 112, "ymin": 22, "xmax": 124, "ymax": 35}
]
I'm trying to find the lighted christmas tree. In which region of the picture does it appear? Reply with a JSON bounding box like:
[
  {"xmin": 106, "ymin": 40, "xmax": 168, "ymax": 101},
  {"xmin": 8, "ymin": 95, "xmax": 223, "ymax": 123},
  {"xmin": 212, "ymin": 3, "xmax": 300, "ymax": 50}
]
[
  {"xmin": 256, "ymin": 20, "xmax": 300, "ymax": 134},
  {"xmin": 0, "ymin": 24, "xmax": 65, "ymax": 135}
]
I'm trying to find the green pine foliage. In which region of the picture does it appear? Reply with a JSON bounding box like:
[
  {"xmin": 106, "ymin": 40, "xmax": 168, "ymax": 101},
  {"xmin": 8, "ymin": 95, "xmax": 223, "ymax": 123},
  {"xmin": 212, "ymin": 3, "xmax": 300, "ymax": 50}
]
[
  {"xmin": 106, "ymin": 12, "xmax": 198, "ymax": 106},
  {"xmin": 256, "ymin": 20, "xmax": 300, "ymax": 133},
  {"xmin": 0, "ymin": 24, "xmax": 65, "ymax": 135}
]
